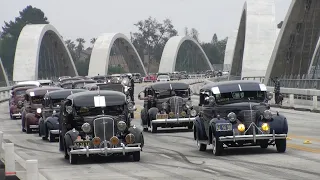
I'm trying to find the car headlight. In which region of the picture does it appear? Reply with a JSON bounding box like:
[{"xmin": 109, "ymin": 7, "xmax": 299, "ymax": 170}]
[
  {"xmin": 190, "ymin": 109, "xmax": 197, "ymax": 116},
  {"xmin": 53, "ymin": 110, "xmax": 57, "ymax": 115},
  {"xmin": 121, "ymin": 78, "xmax": 130, "ymax": 86},
  {"xmin": 18, "ymin": 101, "xmax": 23, "ymax": 106},
  {"xmin": 162, "ymin": 102, "xmax": 168, "ymax": 109},
  {"xmin": 66, "ymin": 106, "xmax": 73, "ymax": 114},
  {"xmin": 128, "ymin": 102, "xmax": 135, "ymax": 111},
  {"xmin": 117, "ymin": 121, "xmax": 127, "ymax": 131},
  {"xmin": 263, "ymin": 110, "xmax": 272, "ymax": 120},
  {"xmin": 36, "ymin": 108, "xmax": 42, "ymax": 114},
  {"xmin": 81, "ymin": 123, "xmax": 91, "ymax": 133},
  {"xmin": 186, "ymin": 100, "xmax": 192, "ymax": 109},
  {"xmin": 227, "ymin": 112, "xmax": 237, "ymax": 122},
  {"xmin": 261, "ymin": 123, "xmax": 270, "ymax": 132}
]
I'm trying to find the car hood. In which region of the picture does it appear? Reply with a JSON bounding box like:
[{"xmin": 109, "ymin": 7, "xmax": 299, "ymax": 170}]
[{"xmin": 215, "ymin": 102, "xmax": 269, "ymax": 116}]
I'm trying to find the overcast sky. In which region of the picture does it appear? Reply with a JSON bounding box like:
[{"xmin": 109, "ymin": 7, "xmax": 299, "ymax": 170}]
[{"xmin": 0, "ymin": 0, "xmax": 291, "ymax": 46}]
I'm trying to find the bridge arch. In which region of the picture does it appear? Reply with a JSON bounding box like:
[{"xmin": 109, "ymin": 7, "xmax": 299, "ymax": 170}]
[
  {"xmin": 88, "ymin": 33, "xmax": 147, "ymax": 76},
  {"xmin": 0, "ymin": 58, "xmax": 9, "ymax": 86},
  {"xmin": 230, "ymin": 0, "xmax": 276, "ymax": 79},
  {"xmin": 13, "ymin": 24, "xmax": 78, "ymax": 81},
  {"xmin": 158, "ymin": 36, "xmax": 213, "ymax": 73},
  {"xmin": 265, "ymin": 0, "xmax": 320, "ymax": 83}
]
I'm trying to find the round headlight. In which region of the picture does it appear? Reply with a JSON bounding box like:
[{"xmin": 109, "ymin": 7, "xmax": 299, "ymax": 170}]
[
  {"xmin": 227, "ymin": 112, "xmax": 237, "ymax": 122},
  {"xmin": 162, "ymin": 102, "xmax": 168, "ymax": 109},
  {"xmin": 117, "ymin": 121, "xmax": 127, "ymax": 131},
  {"xmin": 66, "ymin": 106, "xmax": 73, "ymax": 114},
  {"xmin": 18, "ymin": 101, "xmax": 23, "ymax": 106},
  {"xmin": 81, "ymin": 123, "xmax": 91, "ymax": 133},
  {"xmin": 128, "ymin": 102, "xmax": 134, "ymax": 111},
  {"xmin": 186, "ymin": 100, "xmax": 192, "ymax": 109},
  {"xmin": 53, "ymin": 110, "xmax": 57, "ymax": 115},
  {"xmin": 121, "ymin": 78, "xmax": 130, "ymax": 86},
  {"xmin": 190, "ymin": 109, "xmax": 197, "ymax": 116},
  {"xmin": 263, "ymin": 110, "xmax": 272, "ymax": 120},
  {"xmin": 36, "ymin": 108, "xmax": 42, "ymax": 114}
]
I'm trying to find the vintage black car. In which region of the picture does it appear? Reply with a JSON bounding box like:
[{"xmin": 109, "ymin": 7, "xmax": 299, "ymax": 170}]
[
  {"xmin": 139, "ymin": 82, "xmax": 197, "ymax": 133},
  {"xmin": 193, "ymin": 80, "xmax": 288, "ymax": 155},
  {"xmin": 59, "ymin": 91, "xmax": 143, "ymax": 164},
  {"xmin": 92, "ymin": 75, "xmax": 107, "ymax": 83},
  {"xmin": 60, "ymin": 82, "xmax": 73, "ymax": 89},
  {"xmin": 39, "ymin": 89, "xmax": 87, "ymax": 142},
  {"xmin": 132, "ymin": 73, "xmax": 142, "ymax": 83},
  {"xmin": 72, "ymin": 79, "xmax": 97, "ymax": 89}
]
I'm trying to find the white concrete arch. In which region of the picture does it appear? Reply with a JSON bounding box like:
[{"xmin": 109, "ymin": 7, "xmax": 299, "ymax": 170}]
[
  {"xmin": 230, "ymin": 0, "xmax": 277, "ymax": 79},
  {"xmin": 223, "ymin": 30, "xmax": 238, "ymax": 72},
  {"xmin": 13, "ymin": 24, "xmax": 78, "ymax": 81},
  {"xmin": 158, "ymin": 36, "xmax": 213, "ymax": 73},
  {"xmin": 88, "ymin": 33, "xmax": 147, "ymax": 76},
  {"xmin": 0, "ymin": 57, "xmax": 9, "ymax": 86}
]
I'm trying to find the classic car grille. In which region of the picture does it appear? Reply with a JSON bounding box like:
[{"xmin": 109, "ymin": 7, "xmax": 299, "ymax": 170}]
[
  {"xmin": 240, "ymin": 110, "xmax": 257, "ymax": 134},
  {"xmin": 169, "ymin": 96, "xmax": 184, "ymax": 116},
  {"xmin": 93, "ymin": 117, "xmax": 114, "ymax": 142}
]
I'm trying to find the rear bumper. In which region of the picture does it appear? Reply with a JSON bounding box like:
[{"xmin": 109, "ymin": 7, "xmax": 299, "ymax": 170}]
[
  {"xmin": 49, "ymin": 130, "xmax": 60, "ymax": 135},
  {"xmin": 12, "ymin": 112, "xmax": 21, "ymax": 117},
  {"xmin": 29, "ymin": 125, "xmax": 39, "ymax": 129},
  {"xmin": 151, "ymin": 117, "xmax": 195, "ymax": 124},
  {"xmin": 219, "ymin": 131, "xmax": 287, "ymax": 142},
  {"xmin": 70, "ymin": 143, "xmax": 141, "ymax": 156}
]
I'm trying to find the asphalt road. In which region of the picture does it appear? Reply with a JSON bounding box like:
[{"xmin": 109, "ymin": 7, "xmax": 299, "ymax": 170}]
[{"xmin": 1, "ymin": 83, "xmax": 320, "ymax": 180}]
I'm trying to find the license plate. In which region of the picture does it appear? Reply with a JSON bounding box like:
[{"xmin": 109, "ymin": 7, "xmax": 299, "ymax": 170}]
[
  {"xmin": 216, "ymin": 123, "xmax": 232, "ymax": 131},
  {"xmin": 157, "ymin": 114, "xmax": 168, "ymax": 119},
  {"xmin": 74, "ymin": 140, "xmax": 90, "ymax": 147}
]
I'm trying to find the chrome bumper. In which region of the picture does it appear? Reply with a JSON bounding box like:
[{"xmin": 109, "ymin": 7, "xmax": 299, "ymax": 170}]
[
  {"xmin": 49, "ymin": 130, "xmax": 60, "ymax": 135},
  {"xmin": 29, "ymin": 125, "xmax": 39, "ymax": 129},
  {"xmin": 219, "ymin": 130, "xmax": 287, "ymax": 142},
  {"xmin": 151, "ymin": 117, "xmax": 195, "ymax": 124},
  {"xmin": 70, "ymin": 143, "xmax": 141, "ymax": 156},
  {"xmin": 12, "ymin": 113, "xmax": 21, "ymax": 117}
]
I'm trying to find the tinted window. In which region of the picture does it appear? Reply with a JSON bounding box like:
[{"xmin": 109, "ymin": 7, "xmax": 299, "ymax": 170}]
[
  {"xmin": 62, "ymin": 84, "xmax": 72, "ymax": 89},
  {"xmin": 15, "ymin": 90, "xmax": 26, "ymax": 96},
  {"xmin": 32, "ymin": 96, "xmax": 44, "ymax": 104},
  {"xmin": 75, "ymin": 105, "xmax": 124, "ymax": 116}
]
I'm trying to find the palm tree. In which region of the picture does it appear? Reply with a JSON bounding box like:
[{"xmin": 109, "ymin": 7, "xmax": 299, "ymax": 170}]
[{"xmin": 76, "ymin": 38, "xmax": 85, "ymax": 59}]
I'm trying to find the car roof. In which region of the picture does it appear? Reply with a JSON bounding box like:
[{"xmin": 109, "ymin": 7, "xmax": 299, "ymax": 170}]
[
  {"xmin": 38, "ymin": 80, "xmax": 53, "ymax": 83},
  {"xmin": 67, "ymin": 90, "xmax": 126, "ymax": 107},
  {"xmin": 26, "ymin": 87, "xmax": 63, "ymax": 96},
  {"xmin": 12, "ymin": 86, "xmax": 34, "ymax": 92},
  {"xmin": 16, "ymin": 81, "xmax": 41, "ymax": 86},
  {"xmin": 73, "ymin": 79, "xmax": 96, "ymax": 84},
  {"xmin": 44, "ymin": 89, "xmax": 87, "ymax": 99},
  {"xmin": 12, "ymin": 84, "xmax": 38, "ymax": 90},
  {"xmin": 148, "ymin": 82, "xmax": 189, "ymax": 90},
  {"xmin": 202, "ymin": 80, "xmax": 267, "ymax": 94}
]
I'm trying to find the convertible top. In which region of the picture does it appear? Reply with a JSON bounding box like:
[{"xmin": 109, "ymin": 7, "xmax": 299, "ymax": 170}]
[
  {"xmin": 67, "ymin": 90, "xmax": 126, "ymax": 107},
  {"xmin": 148, "ymin": 82, "xmax": 189, "ymax": 90},
  {"xmin": 202, "ymin": 80, "xmax": 267, "ymax": 94},
  {"xmin": 44, "ymin": 89, "xmax": 87, "ymax": 99}
]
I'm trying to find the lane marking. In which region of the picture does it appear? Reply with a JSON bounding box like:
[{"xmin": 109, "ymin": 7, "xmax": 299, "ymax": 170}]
[
  {"xmin": 159, "ymin": 154, "xmax": 173, "ymax": 159},
  {"xmin": 288, "ymin": 143, "xmax": 320, "ymax": 154},
  {"xmin": 288, "ymin": 134, "xmax": 320, "ymax": 143}
]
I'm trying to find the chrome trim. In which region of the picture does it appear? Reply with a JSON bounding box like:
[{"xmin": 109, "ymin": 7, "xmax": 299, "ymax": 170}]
[
  {"xmin": 93, "ymin": 117, "xmax": 115, "ymax": 142},
  {"xmin": 151, "ymin": 117, "xmax": 195, "ymax": 124},
  {"xmin": 12, "ymin": 113, "xmax": 21, "ymax": 117},
  {"xmin": 29, "ymin": 125, "xmax": 39, "ymax": 128},
  {"xmin": 49, "ymin": 130, "xmax": 60, "ymax": 135},
  {"xmin": 219, "ymin": 134, "xmax": 287, "ymax": 142},
  {"xmin": 70, "ymin": 144, "xmax": 141, "ymax": 155}
]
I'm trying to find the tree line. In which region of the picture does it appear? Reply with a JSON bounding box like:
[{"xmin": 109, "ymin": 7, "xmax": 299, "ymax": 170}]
[{"xmin": 0, "ymin": 6, "xmax": 227, "ymax": 79}]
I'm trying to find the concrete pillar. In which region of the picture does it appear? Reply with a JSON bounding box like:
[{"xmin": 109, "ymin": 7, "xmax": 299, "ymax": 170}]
[
  {"xmin": 0, "ymin": 132, "xmax": 3, "ymax": 180},
  {"xmin": 312, "ymin": 96, "xmax": 318, "ymax": 110},
  {"xmin": 4, "ymin": 143, "xmax": 15, "ymax": 176},
  {"xmin": 289, "ymin": 94, "xmax": 294, "ymax": 107},
  {"xmin": 26, "ymin": 160, "xmax": 38, "ymax": 180}
]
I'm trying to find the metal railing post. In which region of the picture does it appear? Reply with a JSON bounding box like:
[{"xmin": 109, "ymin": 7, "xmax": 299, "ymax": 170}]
[
  {"xmin": 26, "ymin": 160, "xmax": 39, "ymax": 180},
  {"xmin": 312, "ymin": 96, "xmax": 318, "ymax": 110},
  {"xmin": 4, "ymin": 143, "xmax": 15, "ymax": 177}
]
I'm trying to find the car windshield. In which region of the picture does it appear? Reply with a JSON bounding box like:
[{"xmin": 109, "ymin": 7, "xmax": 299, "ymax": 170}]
[
  {"xmin": 52, "ymin": 99, "xmax": 64, "ymax": 107},
  {"xmin": 15, "ymin": 90, "xmax": 26, "ymax": 96},
  {"xmin": 75, "ymin": 105, "xmax": 124, "ymax": 116},
  {"xmin": 62, "ymin": 84, "xmax": 72, "ymax": 89},
  {"xmin": 133, "ymin": 74, "xmax": 141, "ymax": 78},
  {"xmin": 31, "ymin": 96, "xmax": 44, "ymax": 104},
  {"xmin": 156, "ymin": 89, "xmax": 189, "ymax": 99},
  {"xmin": 214, "ymin": 91, "xmax": 266, "ymax": 105},
  {"xmin": 74, "ymin": 82, "xmax": 94, "ymax": 88},
  {"xmin": 158, "ymin": 75, "xmax": 169, "ymax": 79}
]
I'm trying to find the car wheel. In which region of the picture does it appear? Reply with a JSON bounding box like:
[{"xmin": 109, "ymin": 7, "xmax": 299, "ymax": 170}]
[
  {"xmin": 276, "ymin": 139, "xmax": 286, "ymax": 153},
  {"xmin": 143, "ymin": 127, "xmax": 148, "ymax": 132},
  {"xmin": 187, "ymin": 125, "xmax": 193, "ymax": 130},
  {"xmin": 10, "ymin": 112, "xmax": 15, "ymax": 120},
  {"xmin": 131, "ymin": 112, "xmax": 134, "ymax": 119},
  {"xmin": 196, "ymin": 139, "xmax": 207, "ymax": 151},
  {"xmin": 26, "ymin": 125, "xmax": 32, "ymax": 134},
  {"xmin": 260, "ymin": 140, "xmax": 268, "ymax": 149},
  {"xmin": 150, "ymin": 122, "xmax": 157, "ymax": 133},
  {"xmin": 132, "ymin": 151, "xmax": 140, "ymax": 161},
  {"xmin": 212, "ymin": 135, "xmax": 223, "ymax": 156}
]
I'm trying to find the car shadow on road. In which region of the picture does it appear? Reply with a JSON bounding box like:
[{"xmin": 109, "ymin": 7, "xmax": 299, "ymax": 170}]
[{"xmin": 64, "ymin": 154, "xmax": 140, "ymax": 165}]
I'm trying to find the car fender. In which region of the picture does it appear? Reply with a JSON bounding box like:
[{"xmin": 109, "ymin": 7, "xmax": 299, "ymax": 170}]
[
  {"xmin": 128, "ymin": 126, "xmax": 143, "ymax": 144},
  {"xmin": 64, "ymin": 129, "xmax": 79, "ymax": 148},
  {"xmin": 193, "ymin": 116, "xmax": 207, "ymax": 140},
  {"xmin": 140, "ymin": 108, "xmax": 148, "ymax": 125},
  {"xmin": 268, "ymin": 114, "xmax": 288, "ymax": 134},
  {"xmin": 148, "ymin": 107, "xmax": 159, "ymax": 120},
  {"xmin": 26, "ymin": 113, "xmax": 39, "ymax": 125},
  {"xmin": 45, "ymin": 117, "xmax": 59, "ymax": 130}
]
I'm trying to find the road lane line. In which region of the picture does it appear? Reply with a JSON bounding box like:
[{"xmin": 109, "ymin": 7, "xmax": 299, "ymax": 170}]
[{"xmin": 288, "ymin": 134, "xmax": 320, "ymax": 143}]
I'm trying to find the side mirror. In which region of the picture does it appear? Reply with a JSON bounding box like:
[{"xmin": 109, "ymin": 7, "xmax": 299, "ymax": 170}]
[
  {"xmin": 205, "ymin": 96, "xmax": 216, "ymax": 105},
  {"xmin": 267, "ymin": 92, "xmax": 273, "ymax": 100}
]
